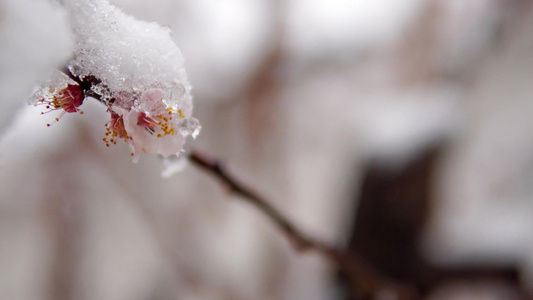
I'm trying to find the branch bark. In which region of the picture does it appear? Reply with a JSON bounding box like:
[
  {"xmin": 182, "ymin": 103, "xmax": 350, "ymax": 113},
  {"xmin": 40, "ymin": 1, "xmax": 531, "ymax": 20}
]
[{"xmin": 188, "ymin": 149, "xmax": 419, "ymax": 300}]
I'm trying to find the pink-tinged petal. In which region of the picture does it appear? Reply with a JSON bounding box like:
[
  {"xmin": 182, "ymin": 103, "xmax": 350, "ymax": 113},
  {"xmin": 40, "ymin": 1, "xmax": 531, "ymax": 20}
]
[
  {"xmin": 122, "ymin": 109, "xmax": 186, "ymax": 158},
  {"xmin": 142, "ymin": 88, "xmax": 164, "ymax": 103}
]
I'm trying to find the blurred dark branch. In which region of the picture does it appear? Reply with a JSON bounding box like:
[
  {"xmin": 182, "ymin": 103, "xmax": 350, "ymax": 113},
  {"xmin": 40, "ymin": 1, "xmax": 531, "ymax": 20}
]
[{"xmin": 188, "ymin": 149, "xmax": 419, "ymax": 300}]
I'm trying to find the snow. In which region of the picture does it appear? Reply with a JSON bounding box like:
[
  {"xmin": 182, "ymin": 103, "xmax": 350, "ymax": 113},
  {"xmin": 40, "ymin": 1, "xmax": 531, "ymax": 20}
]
[
  {"xmin": 63, "ymin": 0, "xmax": 190, "ymax": 104},
  {"xmin": 349, "ymin": 86, "xmax": 464, "ymax": 169}
]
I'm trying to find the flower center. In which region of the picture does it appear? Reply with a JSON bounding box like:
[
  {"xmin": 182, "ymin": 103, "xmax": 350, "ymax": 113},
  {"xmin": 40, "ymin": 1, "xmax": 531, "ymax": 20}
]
[{"xmin": 138, "ymin": 107, "xmax": 185, "ymax": 138}]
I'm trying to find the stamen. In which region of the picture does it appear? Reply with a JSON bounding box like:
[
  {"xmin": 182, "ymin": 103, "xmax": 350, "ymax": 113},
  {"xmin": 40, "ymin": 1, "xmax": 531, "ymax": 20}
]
[
  {"xmin": 36, "ymin": 84, "xmax": 84, "ymax": 126},
  {"xmin": 103, "ymin": 113, "xmax": 131, "ymax": 147}
]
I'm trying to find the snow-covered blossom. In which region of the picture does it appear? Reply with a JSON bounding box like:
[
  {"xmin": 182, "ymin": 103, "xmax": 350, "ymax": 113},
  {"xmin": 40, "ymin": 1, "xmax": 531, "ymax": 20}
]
[
  {"xmin": 31, "ymin": 0, "xmax": 200, "ymax": 165},
  {"xmin": 105, "ymin": 87, "xmax": 199, "ymax": 162}
]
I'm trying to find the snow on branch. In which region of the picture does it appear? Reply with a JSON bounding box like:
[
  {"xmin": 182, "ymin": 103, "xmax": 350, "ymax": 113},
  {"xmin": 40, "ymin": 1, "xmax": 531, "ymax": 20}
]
[
  {"xmin": 27, "ymin": 0, "xmax": 418, "ymax": 298},
  {"xmin": 30, "ymin": 0, "xmax": 200, "ymax": 165}
]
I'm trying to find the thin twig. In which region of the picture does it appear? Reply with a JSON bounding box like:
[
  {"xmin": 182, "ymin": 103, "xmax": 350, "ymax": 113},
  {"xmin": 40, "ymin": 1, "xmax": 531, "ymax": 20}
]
[
  {"xmin": 63, "ymin": 67, "xmax": 113, "ymax": 105},
  {"xmin": 188, "ymin": 149, "xmax": 419, "ymax": 300},
  {"xmin": 62, "ymin": 67, "xmax": 418, "ymax": 299}
]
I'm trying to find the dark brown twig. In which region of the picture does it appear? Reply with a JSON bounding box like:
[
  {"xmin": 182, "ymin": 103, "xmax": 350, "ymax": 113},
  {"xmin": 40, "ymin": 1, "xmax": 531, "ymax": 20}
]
[
  {"xmin": 188, "ymin": 149, "xmax": 419, "ymax": 300},
  {"xmin": 63, "ymin": 67, "xmax": 114, "ymax": 105}
]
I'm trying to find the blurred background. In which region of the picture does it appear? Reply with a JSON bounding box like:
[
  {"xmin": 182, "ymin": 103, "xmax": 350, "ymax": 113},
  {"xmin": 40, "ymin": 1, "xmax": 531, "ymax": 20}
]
[{"xmin": 2, "ymin": 0, "xmax": 533, "ymax": 299}]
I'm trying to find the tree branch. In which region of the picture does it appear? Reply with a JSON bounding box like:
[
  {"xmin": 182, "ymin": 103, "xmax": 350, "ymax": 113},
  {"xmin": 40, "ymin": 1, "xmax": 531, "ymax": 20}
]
[
  {"xmin": 188, "ymin": 149, "xmax": 419, "ymax": 300},
  {"xmin": 61, "ymin": 68, "xmax": 418, "ymax": 299}
]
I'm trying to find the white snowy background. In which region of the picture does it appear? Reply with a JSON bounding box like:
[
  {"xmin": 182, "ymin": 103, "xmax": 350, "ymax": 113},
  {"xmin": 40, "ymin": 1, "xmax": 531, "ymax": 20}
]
[{"xmin": 1, "ymin": 0, "xmax": 533, "ymax": 299}]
